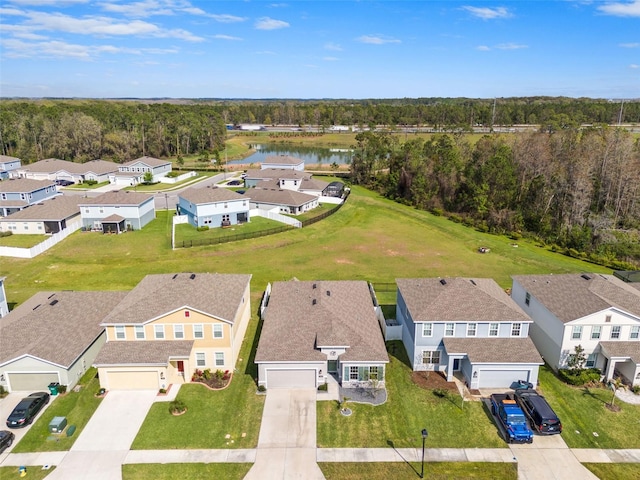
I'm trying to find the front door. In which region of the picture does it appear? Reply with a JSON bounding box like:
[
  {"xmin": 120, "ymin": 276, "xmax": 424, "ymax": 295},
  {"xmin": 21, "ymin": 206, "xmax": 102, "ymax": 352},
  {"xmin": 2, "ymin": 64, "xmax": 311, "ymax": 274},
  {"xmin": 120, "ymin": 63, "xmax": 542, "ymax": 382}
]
[
  {"xmin": 453, "ymin": 359, "xmax": 461, "ymax": 371},
  {"xmin": 177, "ymin": 361, "xmax": 185, "ymax": 377},
  {"xmin": 328, "ymin": 360, "xmax": 338, "ymax": 373}
]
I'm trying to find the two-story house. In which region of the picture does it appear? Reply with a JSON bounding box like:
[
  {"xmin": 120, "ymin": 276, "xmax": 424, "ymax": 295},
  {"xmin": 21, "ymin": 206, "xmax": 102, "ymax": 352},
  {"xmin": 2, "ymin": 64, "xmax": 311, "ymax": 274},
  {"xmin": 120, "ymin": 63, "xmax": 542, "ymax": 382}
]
[
  {"xmin": 511, "ymin": 273, "xmax": 640, "ymax": 386},
  {"xmin": 178, "ymin": 186, "xmax": 249, "ymax": 228},
  {"xmin": 0, "ymin": 155, "xmax": 21, "ymax": 180},
  {"xmin": 396, "ymin": 277, "xmax": 543, "ymax": 389},
  {"xmin": 93, "ymin": 273, "xmax": 252, "ymax": 391},
  {"xmin": 261, "ymin": 155, "xmax": 305, "ymax": 171},
  {"xmin": 255, "ymin": 280, "xmax": 389, "ymax": 389},
  {"xmin": 110, "ymin": 156, "xmax": 172, "ymax": 186},
  {"xmin": 79, "ymin": 190, "xmax": 156, "ymax": 232},
  {"xmin": 0, "ymin": 178, "xmax": 59, "ymax": 217}
]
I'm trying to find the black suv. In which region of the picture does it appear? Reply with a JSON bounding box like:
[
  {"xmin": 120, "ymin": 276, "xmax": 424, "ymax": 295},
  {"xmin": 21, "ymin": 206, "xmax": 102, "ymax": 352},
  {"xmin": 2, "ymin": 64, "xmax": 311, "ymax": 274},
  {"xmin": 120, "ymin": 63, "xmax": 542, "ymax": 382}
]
[
  {"xmin": 6, "ymin": 392, "xmax": 50, "ymax": 428},
  {"xmin": 515, "ymin": 389, "xmax": 562, "ymax": 435}
]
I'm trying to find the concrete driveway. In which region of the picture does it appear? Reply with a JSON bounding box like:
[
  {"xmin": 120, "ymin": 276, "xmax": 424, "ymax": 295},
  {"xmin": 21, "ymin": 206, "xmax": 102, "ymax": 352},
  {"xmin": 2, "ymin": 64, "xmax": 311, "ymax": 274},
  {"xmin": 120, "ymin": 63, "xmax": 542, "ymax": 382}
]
[
  {"xmin": 0, "ymin": 392, "xmax": 55, "ymax": 454},
  {"xmin": 244, "ymin": 389, "xmax": 324, "ymax": 480},
  {"xmin": 45, "ymin": 389, "xmax": 156, "ymax": 480}
]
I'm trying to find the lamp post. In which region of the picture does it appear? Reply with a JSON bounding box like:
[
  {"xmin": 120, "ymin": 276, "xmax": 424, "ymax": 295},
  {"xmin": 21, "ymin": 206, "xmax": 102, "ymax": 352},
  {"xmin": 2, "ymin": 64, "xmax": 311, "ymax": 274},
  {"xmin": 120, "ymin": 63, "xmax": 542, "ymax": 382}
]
[{"xmin": 420, "ymin": 428, "xmax": 428, "ymax": 479}]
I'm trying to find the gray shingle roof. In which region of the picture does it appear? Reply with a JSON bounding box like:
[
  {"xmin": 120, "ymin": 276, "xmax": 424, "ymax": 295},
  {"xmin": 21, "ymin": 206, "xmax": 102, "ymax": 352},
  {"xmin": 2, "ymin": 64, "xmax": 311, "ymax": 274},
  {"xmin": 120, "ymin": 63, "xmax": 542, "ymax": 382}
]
[
  {"xmin": 255, "ymin": 280, "xmax": 389, "ymax": 363},
  {"xmin": 179, "ymin": 186, "xmax": 246, "ymax": 205},
  {"xmin": 78, "ymin": 190, "xmax": 152, "ymax": 206},
  {"xmin": 0, "ymin": 195, "xmax": 81, "ymax": 221},
  {"xmin": 443, "ymin": 337, "xmax": 544, "ymax": 364},
  {"xmin": 93, "ymin": 340, "xmax": 194, "ymax": 366},
  {"xmin": 512, "ymin": 273, "xmax": 640, "ymax": 323},
  {"xmin": 396, "ymin": 277, "xmax": 531, "ymax": 322},
  {"xmin": 101, "ymin": 273, "xmax": 251, "ymax": 325},
  {"xmin": 0, "ymin": 178, "xmax": 56, "ymax": 193},
  {"xmin": 0, "ymin": 291, "xmax": 128, "ymax": 368},
  {"xmin": 598, "ymin": 341, "xmax": 640, "ymax": 364},
  {"xmin": 262, "ymin": 155, "xmax": 304, "ymax": 166},
  {"xmin": 300, "ymin": 178, "xmax": 329, "ymax": 191},
  {"xmin": 244, "ymin": 169, "xmax": 311, "ymax": 180},
  {"xmin": 122, "ymin": 156, "xmax": 171, "ymax": 167},
  {"xmin": 20, "ymin": 158, "xmax": 119, "ymax": 175},
  {"xmin": 248, "ymin": 188, "xmax": 316, "ymax": 207}
]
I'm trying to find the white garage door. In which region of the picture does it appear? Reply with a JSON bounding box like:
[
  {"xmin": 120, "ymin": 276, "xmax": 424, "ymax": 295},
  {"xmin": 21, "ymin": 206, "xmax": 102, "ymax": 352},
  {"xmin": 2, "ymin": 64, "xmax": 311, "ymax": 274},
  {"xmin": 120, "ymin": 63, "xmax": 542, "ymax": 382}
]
[
  {"xmin": 479, "ymin": 370, "xmax": 529, "ymax": 389},
  {"xmin": 106, "ymin": 371, "xmax": 158, "ymax": 390},
  {"xmin": 8, "ymin": 372, "xmax": 59, "ymax": 392},
  {"xmin": 267, "ymin": 369, "xmax": 316, "ymax": 389}
]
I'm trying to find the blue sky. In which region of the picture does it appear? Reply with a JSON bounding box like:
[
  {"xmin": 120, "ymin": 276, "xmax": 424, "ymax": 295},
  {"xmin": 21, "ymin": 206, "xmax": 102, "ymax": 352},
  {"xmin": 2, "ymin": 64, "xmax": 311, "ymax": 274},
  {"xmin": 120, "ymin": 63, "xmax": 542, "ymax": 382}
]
[{"xmin": 0, "ymin": 1, "xmax": 638, "ymax": 99}]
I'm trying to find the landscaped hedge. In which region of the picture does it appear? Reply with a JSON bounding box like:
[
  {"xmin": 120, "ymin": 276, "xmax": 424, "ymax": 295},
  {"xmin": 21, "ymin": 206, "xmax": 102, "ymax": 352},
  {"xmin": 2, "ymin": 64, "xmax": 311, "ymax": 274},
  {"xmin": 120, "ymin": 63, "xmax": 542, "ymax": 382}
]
[{"xmin": 558, "ymin": 368, "xmax": 602, "ymax": 386}]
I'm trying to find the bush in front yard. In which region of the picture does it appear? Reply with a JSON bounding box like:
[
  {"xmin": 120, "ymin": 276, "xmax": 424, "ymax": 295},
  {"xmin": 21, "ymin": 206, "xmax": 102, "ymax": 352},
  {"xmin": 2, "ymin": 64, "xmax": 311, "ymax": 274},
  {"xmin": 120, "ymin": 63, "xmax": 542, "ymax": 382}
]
[{"xmin": 558, "ymin": 368, "xmax": 602, "ymax": 386}]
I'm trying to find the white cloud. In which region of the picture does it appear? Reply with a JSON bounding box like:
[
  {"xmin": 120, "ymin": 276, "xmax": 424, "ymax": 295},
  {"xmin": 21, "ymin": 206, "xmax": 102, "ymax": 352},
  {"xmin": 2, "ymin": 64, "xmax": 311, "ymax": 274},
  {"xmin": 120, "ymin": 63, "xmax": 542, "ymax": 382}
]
[
  {"xmin": 97, "ymin": 0, "xmax": 175, "ymax": 17},
  {"xmin": 476, "ymin": 45, "xmax": 491, "ymax": 51},
  {"xmin": 619, "ymin": 42, "xmax": 640, "ymax": 47},
  {"xmin": 0, "ymin": 7, "xmax": 26, "ymax": 16},
  {"xmin": 630, "ymin": 63, "xmax": 639, "ymax": 68},
  {"xmin": 598, "ymin": 1, "xmax": 640, "ymax": 17},
  {"xmin": 461, "ymin": 6, "xmax": 512, "ymax": 19},
  {"xmin": 496, "ymin": 43, "xmax": 528, "ymax": 50},
  {"xmin": 270, "ymin": 3, "xmax": 288, "ymax": 7},
  {"xmin": 324, "ymin": 42, "xmax": 342, "ymax": 51},
  {"xmin": 255, "ymin": 17, "xmax": 289, "ymax": 30},
  {"xmin": 7, "ymin": 0, "xmax": 88, "ymax": 5},
  {"xmin": 323, "ymin": 56, "xmax": 339, "ymax": 61},
  {"xmin": 214, "ymin": 34, "xmax": 242, "ymax": 41},
  {"xmin": 209, "ymin": 14, "xmax": 247, "ymax": 23},
  {"xmin": 356, "ymin": 34, "xmax": 401, "ymax": 45}
]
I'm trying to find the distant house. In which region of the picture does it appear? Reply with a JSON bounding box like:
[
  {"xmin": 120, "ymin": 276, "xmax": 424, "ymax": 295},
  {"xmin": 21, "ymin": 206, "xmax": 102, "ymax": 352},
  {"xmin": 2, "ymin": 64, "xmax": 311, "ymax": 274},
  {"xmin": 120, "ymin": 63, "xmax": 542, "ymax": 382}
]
[
  {"xmin": 255, "ymin": 280, "xmax": 389, "ymax": 389},
  {"xmin": 0, "ymin": 155, "xmax": 21, "ymax": 180},
  {"xmin": 110, "ymin": 156, "xmax": 172, "ymax": 185},
  {"xmin": 396, "ymin": 277, "xmax": 543, "ymax": 389},
  {"xmin": 511, "ymin": 273, "xmax": 640, "ymax": 387},
  {"xmin": 0, "ymin": 290, "xmax": 127, "ymax": 392},
  {"xmin": 79, "ymin": 190, "xmax": 156, "ymax": 233},
  {"xmin": 0, "ymin": 195, "xmax": 82, "ymax": 234},
  {"xmin": 244, "ymin": 169, "xmax": 311, "ymax": 189},
  {"xmin": 261, "ymin": 155, "xmax": 305, "ymax": 171},
  {"xmin": 248, "ymin": 188, "xmax": 318, "ymax": 215},
  {"xmin": 94, "ymin": 273, "xmax": 252, "ymax": 391},
  {"xmin": 16, "ymin": 158, "xmax": 119, "ymax": 184},
  {"xmin": 0, "ymin": 276, "xmax": 7, "ymax": 318},
  {"xmin": 0, "ymin": 178, "xmax": 59, "ymax": 217},
  {"xmin": 178, "ymin": 186, "xmax": 250, "ymax": 228}
]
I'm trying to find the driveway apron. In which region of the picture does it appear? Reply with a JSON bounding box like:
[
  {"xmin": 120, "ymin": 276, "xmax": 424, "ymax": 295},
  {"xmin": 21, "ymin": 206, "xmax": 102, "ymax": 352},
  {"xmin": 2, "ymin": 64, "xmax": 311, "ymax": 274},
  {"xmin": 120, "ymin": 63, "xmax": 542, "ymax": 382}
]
[
  {"xmin": 45, "ymin": 390, "xmax": 156, "ymax": 480},
  {"xmin": 244, "ymin": 389, "xmax": 325, "ymax": 480}
]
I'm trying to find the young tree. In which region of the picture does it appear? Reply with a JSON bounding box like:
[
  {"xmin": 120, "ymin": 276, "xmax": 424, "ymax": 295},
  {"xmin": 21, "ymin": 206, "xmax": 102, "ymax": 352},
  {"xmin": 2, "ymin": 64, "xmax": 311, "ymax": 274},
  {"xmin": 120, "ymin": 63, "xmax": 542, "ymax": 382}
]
[{"xmin": 567, "ymin": 344, "xmax": 587, "ymax": 371}]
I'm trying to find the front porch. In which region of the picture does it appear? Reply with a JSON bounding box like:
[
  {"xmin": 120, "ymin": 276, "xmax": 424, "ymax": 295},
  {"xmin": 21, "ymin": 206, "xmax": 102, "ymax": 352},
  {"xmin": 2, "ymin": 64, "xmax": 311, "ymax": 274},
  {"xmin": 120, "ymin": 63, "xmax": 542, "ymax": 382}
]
[{"xmin": 597, "ymin": 341, "xmax": 640, "ymax": 387}]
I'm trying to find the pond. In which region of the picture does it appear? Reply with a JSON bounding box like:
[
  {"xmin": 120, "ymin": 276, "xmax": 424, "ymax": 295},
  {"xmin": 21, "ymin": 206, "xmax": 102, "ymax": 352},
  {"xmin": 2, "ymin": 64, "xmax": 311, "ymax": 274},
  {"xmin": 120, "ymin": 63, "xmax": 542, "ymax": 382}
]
[{"xmin": 228, "ymin": 144, "xmax": 353, "ymax": 166}]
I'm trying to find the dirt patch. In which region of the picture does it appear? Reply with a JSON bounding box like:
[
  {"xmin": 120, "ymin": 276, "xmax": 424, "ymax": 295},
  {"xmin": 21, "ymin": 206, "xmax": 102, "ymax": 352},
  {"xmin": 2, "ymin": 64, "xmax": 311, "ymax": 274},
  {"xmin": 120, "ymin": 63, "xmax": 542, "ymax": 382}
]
[
  {"xmin": 335, "ymin": 258, "xmax": 354, "ymax": 264},
  {"xmin": 411, "ymin": 371, "xmax": 459, "ymax": 393}
]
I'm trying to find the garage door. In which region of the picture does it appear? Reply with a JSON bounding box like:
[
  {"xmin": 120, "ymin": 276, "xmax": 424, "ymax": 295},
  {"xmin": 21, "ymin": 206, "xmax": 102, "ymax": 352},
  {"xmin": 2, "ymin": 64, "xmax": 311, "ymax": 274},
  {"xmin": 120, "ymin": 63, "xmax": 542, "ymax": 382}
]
[
  {"xmin": 267, "ymin": 369, "xmax": 316, "ymax": 389},
  {"xmin": 106, "ymin": 371, "xmax": 158, "ymax": 390},
  {"xmin": 8, "ymin": 372, "xmax": 59, "ymax": 392},
  {"xmin": 478, "ymin": 370, "xmax": 529, "ymax": 389}
]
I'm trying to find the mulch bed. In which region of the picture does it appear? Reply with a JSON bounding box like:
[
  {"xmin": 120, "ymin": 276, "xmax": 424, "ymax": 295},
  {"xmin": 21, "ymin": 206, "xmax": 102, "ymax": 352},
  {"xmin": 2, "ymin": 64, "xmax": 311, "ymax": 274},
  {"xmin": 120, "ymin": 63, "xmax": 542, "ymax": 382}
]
[
  {"xmin": 411, "ymin": 371, "xmax": 459, "ymax": 393},
  {"xmin": 191, "ymin": 374, "xmax": 232, "ymax": 390}
]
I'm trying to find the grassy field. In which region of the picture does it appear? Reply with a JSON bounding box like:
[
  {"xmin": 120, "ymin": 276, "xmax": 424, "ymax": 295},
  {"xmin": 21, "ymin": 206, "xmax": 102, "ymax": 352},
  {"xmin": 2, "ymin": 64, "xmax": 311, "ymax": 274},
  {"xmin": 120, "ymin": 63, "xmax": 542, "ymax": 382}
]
[
  {"xmin": 12, "ymin": 369, "xmax": 103, "ymax": 453},
  {"xmin": 0, "ymin": 234, "xmax": 48, "ymax": 248},
  {"xmin": 122, "ymin": 463, "xmax": 251, "ymax": 480},
  {"xmin": 537, "ymin": 366, "xmax": 640, "ymax": 449},
  {"xmin": 583, "ymin": 463, "xmax": 640, "ymax": 480},
  {"xmin": 174, "ymin": 216, "xmax": 289, "ymax": 246},
  {"xmin": 317, "ymin": 341, "xmax": 505, "ymax": 449},
  {"xmin": 319, "ymin": 462, "xmax": 518, "ymax": 480}
]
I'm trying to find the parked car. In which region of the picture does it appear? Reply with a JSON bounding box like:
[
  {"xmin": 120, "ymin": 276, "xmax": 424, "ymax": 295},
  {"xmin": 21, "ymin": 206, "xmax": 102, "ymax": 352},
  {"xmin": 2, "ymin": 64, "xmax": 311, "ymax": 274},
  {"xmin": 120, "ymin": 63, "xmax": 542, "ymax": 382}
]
[
  {"xmin": 490, "ymin": 393, "xmax": 534, "ymax": 444},
  {"xmin": 227, "ymin": 180, "xmax": 242, "ymax": 186},
  {"xmin": 515, "ymin": 389, "xmax": 562, "ymax": 435},
  {"xmin": 55, "ymin": 179, "xmax": 74, "ymax": 186},
  {"xmin": 0, "ymin": 430, "xmax": 15, "ymax": 453},
  {"xmin": 6, "ymin": 392, "xmax": 50, "ymax": 428}
]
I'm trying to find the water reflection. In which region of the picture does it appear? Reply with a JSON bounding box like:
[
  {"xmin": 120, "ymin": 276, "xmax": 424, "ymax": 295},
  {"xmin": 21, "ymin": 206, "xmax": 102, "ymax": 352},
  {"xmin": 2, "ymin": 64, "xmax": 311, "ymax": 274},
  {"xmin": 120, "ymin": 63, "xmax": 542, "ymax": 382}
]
[{"xmin": 228, "ymin": 144, "xmax": 353, "ymax": 166}]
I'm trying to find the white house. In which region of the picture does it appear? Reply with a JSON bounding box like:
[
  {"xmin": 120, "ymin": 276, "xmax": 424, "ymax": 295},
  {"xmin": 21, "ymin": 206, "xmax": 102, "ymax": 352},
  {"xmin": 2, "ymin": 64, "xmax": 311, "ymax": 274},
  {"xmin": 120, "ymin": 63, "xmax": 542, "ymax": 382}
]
[
  {"xmin": 16, "ymin": 158, "xmax": 119, "ymax": 184},
  {"xmin": 178, "ymin": 186, "xmax": 250, "ymax": 228},
  {"xmin": 0, "ymin": 195, "xmax": 82, "ymax": 234},
  {"xmin": 260, "ymin": 155, "xmax": 305, "ymax": 171},
  {"xmin": 0, "ymin": 155, "xmax": 21, "ymax": 180},
  {"xmin": 511, "ymin": 273, "xmax": 640, "ymax": 386},
  {"xmin": 79, "ymin": 190, "xmax": 156, "ymax": 232},
  {"xmin": 110, "ymin": 156, "xmax": 172, "ymax": 185},
  {"xmin": 248, "ymin": 188, "xmax": 319, "ymax": 215}
]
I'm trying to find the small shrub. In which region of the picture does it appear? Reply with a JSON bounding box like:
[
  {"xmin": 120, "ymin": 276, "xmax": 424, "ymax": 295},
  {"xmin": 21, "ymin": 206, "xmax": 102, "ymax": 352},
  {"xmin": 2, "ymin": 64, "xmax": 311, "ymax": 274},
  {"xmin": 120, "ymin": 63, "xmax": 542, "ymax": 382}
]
[
  {"xmin": 433, "ymin": 388, "xmax": 448, "ymax": 398},
  {"xmin": 318, "ymin": 383, "xmax": 328, "ymax": 392},
  {"xmin": 57, "ymin": 384, "xmax": 67, "ymax": 394},
  {"xmin": 0, "ymin": 231, "xmax": 13, "ymax": 238},
  {"xmin": 257, "ymin": 385, "xmax": 266, "ymax": 392},
  {"xmin": 214, "ymin": 369, "xmax": 225, "ymax": 380},
  {"xmin": 429, "ymin": 207, "xmax": 443, "ymax": 217},
  {"xmin": 0, "ymin": 385, "xmax": 8, "ymax": 398},
  {"xmin": 197, "ymin": 226, "xmax": 209, "ymax": 231},
  {"xmin": 558, "ymin": 368, "xmax": 601, "ymax": 386},
  {"xmin": 159, "ymin": 388, "xmax": 167, "ymax": 394},
  {"xmin": 166, "ymin": 171, "xmax": 179, "ymax": 178},
  {"xmin": 632, "ymin": 385, "xmax": 640, "ymax": 395},
  {"xmin": 169, "ymin": 399, "xmax": 186, "ymax": 414},
  {"xmin": 83, "ymin": 179, "xmax": 98, "ymax": 186},
  {"xmin": 202, "ymin": 369, "xmax": 212, "ymax": 380}
]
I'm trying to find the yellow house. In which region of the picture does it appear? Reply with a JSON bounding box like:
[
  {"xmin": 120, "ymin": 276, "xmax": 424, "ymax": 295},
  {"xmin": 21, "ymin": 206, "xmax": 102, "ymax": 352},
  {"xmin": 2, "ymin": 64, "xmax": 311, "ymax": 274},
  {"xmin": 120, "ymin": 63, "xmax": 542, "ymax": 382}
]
[{"xmin": 94, "ymin": 272, "xmax": 252, "ymax": 390}]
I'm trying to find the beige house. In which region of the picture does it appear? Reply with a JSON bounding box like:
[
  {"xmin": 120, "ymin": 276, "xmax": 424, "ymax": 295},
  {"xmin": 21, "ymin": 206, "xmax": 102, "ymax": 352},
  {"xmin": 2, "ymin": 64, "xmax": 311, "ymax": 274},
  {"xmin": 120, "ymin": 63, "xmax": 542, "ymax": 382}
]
[{"xmin": 94, "ymin": 272, "xmax": 252, "ymax": 391}]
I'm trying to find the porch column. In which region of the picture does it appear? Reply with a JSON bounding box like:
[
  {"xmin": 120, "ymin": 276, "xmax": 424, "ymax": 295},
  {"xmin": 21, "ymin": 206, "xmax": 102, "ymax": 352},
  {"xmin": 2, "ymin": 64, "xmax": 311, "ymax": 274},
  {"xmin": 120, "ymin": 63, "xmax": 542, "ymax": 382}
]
[{"xmin": 605, "ymin": 358, "xmax": 616, "ymax": 381}]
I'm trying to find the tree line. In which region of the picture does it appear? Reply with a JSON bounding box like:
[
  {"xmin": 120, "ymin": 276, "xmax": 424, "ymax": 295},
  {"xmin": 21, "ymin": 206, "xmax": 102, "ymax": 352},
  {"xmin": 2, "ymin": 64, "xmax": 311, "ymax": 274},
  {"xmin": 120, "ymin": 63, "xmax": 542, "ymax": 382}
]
[{"xmin": 350, "ymin": 127, "xmax": 640, "ymax": 268}]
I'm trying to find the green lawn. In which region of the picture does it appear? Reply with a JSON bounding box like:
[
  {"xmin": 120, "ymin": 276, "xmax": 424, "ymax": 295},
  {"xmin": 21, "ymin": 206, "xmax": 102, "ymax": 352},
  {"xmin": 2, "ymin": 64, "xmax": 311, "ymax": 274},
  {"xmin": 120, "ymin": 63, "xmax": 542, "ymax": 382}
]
[
  {"xmin": 317, "ymin": 341, "xmax": 505, "ymax": 449},
  {"xmin": 583, "ymin": 463, "xmax": 640, "ymax": 480},
  {"xmin": 122, "ymin": 463, "xmax": 251, "ymax": 479},
  {"xmin": 0, "ymin": 234, "xmax": 47, "ymax": 248},
  {"xmin": 65, "ymin": 181, "xmax": 109, "ymax": 190},
  {"xmin": 319, "ymin": 462, "xmax": 518, "ymax": 480},
  {"xmin": 131, "ymin": 313, "xmax": 264, "ymax": 449},
  {"xmin": 536, "ymin": 366, "xmax": 640, "ymax": 449},
  {"xmin": 174, "ymin": 216, "xmax": 290, "ymax": 247},
  {"xmin": 0, "ymin": 466, "xmax": 56, "ymax": 479},
  {"xmin": 12, "ymin": 369, "xmax": 103, "ymax": 453}
]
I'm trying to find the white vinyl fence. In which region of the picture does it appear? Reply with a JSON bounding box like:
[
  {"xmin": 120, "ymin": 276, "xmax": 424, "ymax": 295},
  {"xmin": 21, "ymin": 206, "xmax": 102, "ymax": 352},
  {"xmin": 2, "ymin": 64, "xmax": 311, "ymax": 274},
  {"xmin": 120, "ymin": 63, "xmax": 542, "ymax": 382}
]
[{"xmin": 0, "ymin": 221, "xmax": 82, "ymax": 258}]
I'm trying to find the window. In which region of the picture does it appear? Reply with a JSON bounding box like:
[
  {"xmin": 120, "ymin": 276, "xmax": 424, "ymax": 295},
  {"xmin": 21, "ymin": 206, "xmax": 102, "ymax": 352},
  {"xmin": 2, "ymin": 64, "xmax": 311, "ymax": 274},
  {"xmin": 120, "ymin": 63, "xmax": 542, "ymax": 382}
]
[
  {"xmin": 193, "ymin": 324, "xmax": 203, "ymax": 339},
  {"xmin": 445, "ymin": 323, "xmax": 454, "ymax": 337},
  {"xmin": 196, "ymin": 352, "xmax": 205, "ymax": 367},
  {"xmin": 115, "ymin": 325, "xmax": 125, "ymax": 340},
  {"xmin": 213, "ymin": 324, "xmax": 223, "ymax": 339},
  {"xmin": 466, "ymin": 323, "xmax": 477, "ymax": 337},
  {"xmin": 631, "ymin": 326, "xmax": 640, "ymax": 340},
  {"xmin": 611, "ymin": 326, "xmax": 621, "ymax": 339},
  {"xmin": 135, "ymin": 325, "xmax": 145, "ymax": 340},
  {"xmin": 586, "ymin": 353, "xmax": 597, "ymax": 368},
  {"xmin": 154, "ymin": 325, "xmax": 165, "ymax": 339},
  {"xmin": 511, "ymin": 323, "xmax": 522, "ymax": 337},
  {"xmin": 605, "ymin": 315, "xmax": 612, "ymax": 323},
  {"xmin": 369, "ymin": 366, "xmax": 379, "ymax": 380},
  {"xmin": 215, "ymin": 352, "xmax": 225, "ymax": 367},
  {"xmin": 571, "ymin": 326, "xmax": 583, "ymax": 340},
  {"xmin": 489, "ymin": 323, "xmax": 499, "ymax": 337},
  {"xmin": 422, "ymin": 350, "xmax": 441, "ymax": 365},
  {"xmin": 422, "ymin": 323, "xmax": 433, "ymax": 337},
  {"xmin": 349, "ymin": 366, "xmax": 359, "ymax": 380},
  {"xmin": 591, "ymin": 326, "xmax": 602, "ymax": 340},
  {"xmin": 525, "ymin": 292, "xmax": 531, "ymax": 306},
  {"xmin": 174, "ymin": 324, "xmax": 184, "ymax": 339}
]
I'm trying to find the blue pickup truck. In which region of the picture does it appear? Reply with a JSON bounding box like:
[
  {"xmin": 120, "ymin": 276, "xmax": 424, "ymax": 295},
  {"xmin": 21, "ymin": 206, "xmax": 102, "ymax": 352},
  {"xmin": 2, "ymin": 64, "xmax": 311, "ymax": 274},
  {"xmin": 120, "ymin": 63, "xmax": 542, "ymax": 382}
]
[{"xmin": 490, "ymin": 393, "xmax": 534, "ymax": 444}]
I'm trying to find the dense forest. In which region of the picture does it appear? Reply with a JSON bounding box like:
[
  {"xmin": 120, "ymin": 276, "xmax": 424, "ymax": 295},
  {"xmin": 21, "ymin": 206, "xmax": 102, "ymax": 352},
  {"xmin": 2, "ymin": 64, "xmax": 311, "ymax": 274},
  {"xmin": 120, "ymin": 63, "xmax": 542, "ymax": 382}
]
[{"xmin": 1, "ymin": 98, "xmax": 639, "ymax": 268}]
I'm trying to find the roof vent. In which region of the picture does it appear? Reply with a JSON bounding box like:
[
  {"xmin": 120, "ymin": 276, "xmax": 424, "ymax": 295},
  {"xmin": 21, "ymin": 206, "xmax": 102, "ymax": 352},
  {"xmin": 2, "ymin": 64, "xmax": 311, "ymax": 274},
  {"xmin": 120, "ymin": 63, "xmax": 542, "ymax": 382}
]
[
  {"xmin": 312, "ymin": 299, "xmax": 317, "ymax": 305},
  {"xmin": 190, "ymin": 273, "xmax": 196, "ymax": 280},
  {"xmin": 326, "ymin": 290, "xmax": 331, "ymax": 296},
  {"xmin": 470, "ymin": 279, "xmax": 476, "ymax": 286},
  {"xmin": 313, "ymin": 283, "xmax": 317, "ymax": 289},
  {"xmin": 172, "ymin": 274, "xmax": 178, "ymax": 279},
  {"xmin": 48, "ymin": 294, "xmax": 56, "ymax": 299},
  {"xmin": 33, "ymin": 304, "xmax": 41, "ymax": 311},
  {"xmin": 49, "ymin": 299, "xmax": 58, "ymax": 306},
  {"xmin": 581, "ymin": 274, "xmax": 591, "ymax": 281},
  {"xmin": 439, "ymin": 279, "xmax": 447, "ymax": 285}
]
